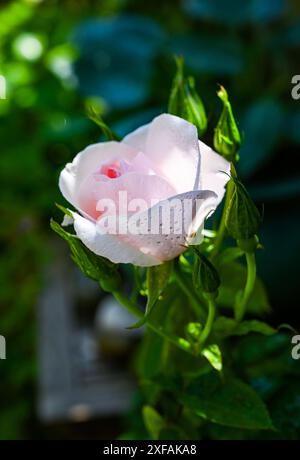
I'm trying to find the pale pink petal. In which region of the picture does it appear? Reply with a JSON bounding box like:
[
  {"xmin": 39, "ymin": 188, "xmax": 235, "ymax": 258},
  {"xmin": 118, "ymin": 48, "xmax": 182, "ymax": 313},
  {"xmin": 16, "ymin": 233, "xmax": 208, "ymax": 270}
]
[
  {"xmin": 78, "ymin": 172, "xmax": 176, "ymax": 220},
  {"xmin": 199, "ymin": 140, "xmax": 231, "ymax": 206},
  {"xmin": 122, "ymin": 124, "xmax": 148, "ymax": 152},
  {"xmin": 72, "ymin": 211, "xmax": 161, "ymax": 266},
  {"xmin": 59, "ymin": 141, "xmax": 137, "ymax": 210},
  {"xmin": 130, "ymin": 152, "xmax": 156, "ymax": 175},
  {"xmin": 112, "ymin": 190, "xmax": 217, "ymax": 264},
  {"xmin": 122, "ymin": 114, "xmax": 201, "ymax": 194},
  {"xmin": 145, "ymin": 114, "xmax": 201, "ymax": 193},
  {"xmin": 61, "ymin": 214, "xmax": 74, "ymax": 227}
]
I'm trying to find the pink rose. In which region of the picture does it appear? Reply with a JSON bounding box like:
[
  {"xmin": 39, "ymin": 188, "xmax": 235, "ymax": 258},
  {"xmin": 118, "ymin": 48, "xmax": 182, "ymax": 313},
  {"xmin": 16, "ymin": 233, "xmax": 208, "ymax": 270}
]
[{"xmin": 59, "ymin": 114, "xmax": 230, "ymax": 266}]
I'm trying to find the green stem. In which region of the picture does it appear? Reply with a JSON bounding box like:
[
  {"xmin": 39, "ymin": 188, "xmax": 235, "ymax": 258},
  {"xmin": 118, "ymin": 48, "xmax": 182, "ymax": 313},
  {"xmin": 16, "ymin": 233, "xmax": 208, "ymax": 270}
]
[
  {"xmin": 199, "ymin": 295, "xmax": 216, "ymax": 345},
  {"xmin": 130, "ymin": 266, "xmax": 142, "ymax": 303},
  {"xmin": 235, "ymin": 252, "xmax": 256, "ymax": 322},
  {"xmin": 173, "ymin": 263, "xmax": 206, "ymax": 322},
  {"xmin": 112, "ymin": 291, "xmax": 194, "ymax": 356}
]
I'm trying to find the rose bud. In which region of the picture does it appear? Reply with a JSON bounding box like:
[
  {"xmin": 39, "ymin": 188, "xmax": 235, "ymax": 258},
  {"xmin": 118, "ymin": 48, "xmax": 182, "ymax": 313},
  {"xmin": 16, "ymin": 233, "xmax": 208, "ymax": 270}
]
[
  {"xmin": 225, "ymin": 177, "xmax": 262, "ymax": 252},
  {"xmin": 168, "ymin": 57, "xmax": 207, "ymax": 137},
  {"xmin": 214, "ymin": 85, "xmax": 241, "ymax": 163},
  {"xmin": 183, "ymin": 76, "xmax": 207, "ymax": 137}
]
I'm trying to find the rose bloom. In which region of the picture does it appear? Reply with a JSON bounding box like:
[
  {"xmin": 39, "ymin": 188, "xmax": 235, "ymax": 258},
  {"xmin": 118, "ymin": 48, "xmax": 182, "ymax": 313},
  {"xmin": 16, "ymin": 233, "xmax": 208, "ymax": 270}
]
[{"xmin": 59, "ymin": 114, "xmax": 230, "ymax": 266}]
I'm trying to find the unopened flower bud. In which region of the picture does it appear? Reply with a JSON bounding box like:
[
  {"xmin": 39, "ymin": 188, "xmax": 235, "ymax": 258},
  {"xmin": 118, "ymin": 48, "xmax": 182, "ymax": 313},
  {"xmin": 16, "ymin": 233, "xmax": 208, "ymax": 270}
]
[
  {"xmin": 183, "ymin": 76, "xmax": 207, "ymax": 137},
  {"xmin": 214, "ymin": 86, "xmax": 241, "ymax": 162},
  {"xmin": 168, "ymin": 57, "xmax": 207, "ymax": 137},
  {"xmin": 186, "ymin": 322, "xmax": 203, "ymax": 342},
  {"xmin": 225, "ymin": 178, "xmax": 262, "ymax": 242}
]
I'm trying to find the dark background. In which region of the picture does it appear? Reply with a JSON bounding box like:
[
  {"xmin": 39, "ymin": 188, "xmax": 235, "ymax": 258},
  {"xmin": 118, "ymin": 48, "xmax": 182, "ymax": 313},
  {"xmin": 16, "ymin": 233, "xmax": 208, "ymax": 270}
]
[{"xmin": 0, "ymin": 0, "xmax": 299, "ymax": 439}]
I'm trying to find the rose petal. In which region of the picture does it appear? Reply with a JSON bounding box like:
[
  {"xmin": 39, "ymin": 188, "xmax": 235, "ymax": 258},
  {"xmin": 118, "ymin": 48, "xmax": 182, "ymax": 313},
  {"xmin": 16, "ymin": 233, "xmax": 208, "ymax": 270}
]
[
  {"xmin": 130, "ymin": 152, "xmax": 156, "ymax": 175},
  {"xmin": 106, "ymin": 190, "xmax": 217, "ymax": 265},
  {"xmin": 79, "ymin": 172, "xmax": 177, "ymax": 220},
  {"xmin": 61, "ymin": 214, "xmax": 74, "ymax": 227},
  {"xmin": 199, "ymin": 140, "xmax": 231, "ymax": 206},
  {"xmin": 59, "ymin": 141, "xmax": 137, "ymax": 210},
  {"xmin": 122, "ymin": 124, "xmax": 148, "ymax": 152},
  {"xmin": 72, "ymin": 211, "xmax": 161, "ymax": 266},
  {"xmin": 123, "ymin": 114, "xmax": 201, "ymax": 194}
]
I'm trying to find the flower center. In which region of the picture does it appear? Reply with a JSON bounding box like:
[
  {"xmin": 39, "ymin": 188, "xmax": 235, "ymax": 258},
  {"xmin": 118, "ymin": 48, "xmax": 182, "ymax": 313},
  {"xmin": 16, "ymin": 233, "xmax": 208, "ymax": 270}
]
[{"xmin": 100, "ymin": 162, "xmax": 122, "ymax": 179}]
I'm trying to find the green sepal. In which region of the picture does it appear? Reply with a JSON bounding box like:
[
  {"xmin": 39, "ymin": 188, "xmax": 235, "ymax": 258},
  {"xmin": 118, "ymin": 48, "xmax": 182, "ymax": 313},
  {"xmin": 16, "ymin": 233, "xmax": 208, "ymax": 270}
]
[
  {"xmin": 225, "ymin": 178, "xmax": 262, "ymax": 241},
  {"xmin": 192, "ymin": 248, "xmax": 220, "ymax": 293},
  {"xmin": 85, "ymin": 103, "xmax": 120, "ymax": 141},
  {"xmin": 50, "ymin": 218, "xmax": 121, "ymax": 292},
  {"xmin": 55, "ymin": 203, "xmax": 73, "ymax": 218}
]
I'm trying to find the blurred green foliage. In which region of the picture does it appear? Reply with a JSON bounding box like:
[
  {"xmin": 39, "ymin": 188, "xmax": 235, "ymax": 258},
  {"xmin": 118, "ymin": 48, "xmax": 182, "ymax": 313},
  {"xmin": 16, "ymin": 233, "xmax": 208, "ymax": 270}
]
[
  {"xmin": 0, "ymin": 0, "xmax": 122, "ymax": 439},
  {"xmin": 0, "ymin": 0, "xmax": 300, "ymax": 439}
]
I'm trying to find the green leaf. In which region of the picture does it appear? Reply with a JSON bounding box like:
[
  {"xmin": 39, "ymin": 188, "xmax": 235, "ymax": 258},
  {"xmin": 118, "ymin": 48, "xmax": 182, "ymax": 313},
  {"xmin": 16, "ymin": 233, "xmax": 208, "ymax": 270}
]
[
  {"xmin": 217, "ymin": 261, "xmax": 270, "ymax": 315},
  {"xmin": 136, "ymin": 330, "xmax": 165, "ymax": 379},
  {"xmin": 235, "ymin": 320, "xmax": 276, "ymax": 336},
  {"xmin": 142, "ymin": 406, "xmax": 165, "ymax": 440},
  {"xmin": 212, "ymin": 316, "xmax": 237, "ymax": 337},
  {"xmin": 50, "ymin": 219, "xmax": 121, "ymax": 291},
  {"xmin": 235, "ymin": 333, "xmax": 290, "ymax": 368},
  {"xmin": 147, "ymin": 261, "xmax": 173, "ymax": 313},
  {"xmin": 181, "ymin": 373, "xmax": 274, "ymax": 430},
  {"xmin": 266, "ymin": 381, "xmax": 300, "ymax": 440},
  {"xmin": 201, "ymin": 344, "xmax": 222, "ymax": 371},
  {"xmin": 213, "ymin": 316, "xmax": 276, "ymax": 338},
  {"xmin": 129, "ymin": 261, "xmax": 172, "ymax": 329}
]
